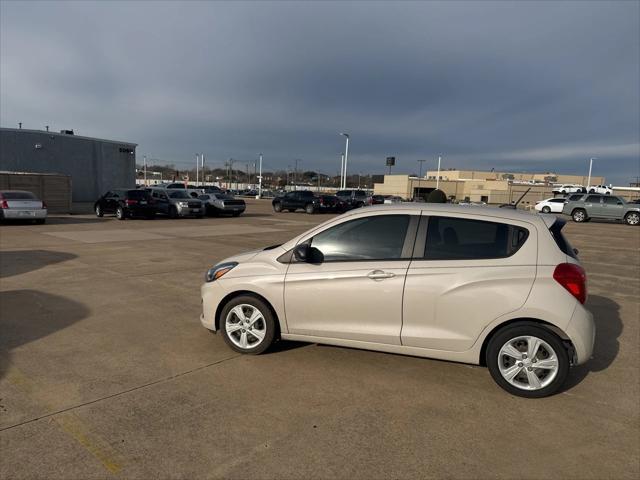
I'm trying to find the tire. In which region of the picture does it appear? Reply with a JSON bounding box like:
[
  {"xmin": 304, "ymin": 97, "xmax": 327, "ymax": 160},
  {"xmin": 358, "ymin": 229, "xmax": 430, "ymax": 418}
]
[
  {"xmin": 624, "ymin": 212, "xmax": 640, "ymax": 226},
  {"xmin": 605, "ymin": 192, "xmax": 611, "ymax": 195},
  {"xmin": 232, "ymin": 212, "xmax": 241, "ymax": 217},
  {"xmin": 305, "ymin": 203, "xmax": 315, "ymax": 214},
  {"xmin": 561, "ymin": 190, "xmax": 566, "ymax": 194},
  {"xmin": 541, "ymin": 206, "xmax": 551, "ymax": 214},
  {"xmin": 273, "ymin": 202, "xmax": 282, "ymax": 213},
  {"xmin": 116, "ymin": 207, "xmax": 126, "ymax": 220},
  {"xmin": 486, "ymin": 322, "xmax": 570, "ymax": 398},
  {"xmin": 169, "ymin": 206, "xmax": 178, "ymax": 219},
  {"xmin": 589, "ymin": 189, "xmax": 595, "ymax": 194},
  {"xmin": 572, "ymin": 209, "xmax": 587, "ymax": 223},
  {"xmin": 220, "ymin": 295, "xmax": 276, "ymax": 355},
  {"xmin": 35, "ymin": 219, "xmax": 46, "ymax": 225},
  {"xmin": 95, "ymin": 205, "xmax": 103, "ymax": 217}
]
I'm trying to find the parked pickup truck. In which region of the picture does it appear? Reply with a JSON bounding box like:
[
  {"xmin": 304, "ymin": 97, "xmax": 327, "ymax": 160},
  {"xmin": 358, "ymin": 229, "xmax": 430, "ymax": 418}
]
[{"xmin": 562, "ymin": 193, "xmax": 640, "ymax": 225}]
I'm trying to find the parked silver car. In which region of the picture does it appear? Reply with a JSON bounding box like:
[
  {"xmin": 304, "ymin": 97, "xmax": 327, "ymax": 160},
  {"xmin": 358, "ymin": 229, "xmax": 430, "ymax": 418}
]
[
  {"xmin": 199, "ymin": 193, "xmax": 246, "ymax": 217},
  {"xmin": 147, "ymin": 188, "xmax": 203, "ymax": 218},
  {"xmin": 0, "ymin": 190, "xmax": 47, "ymax": 224}
]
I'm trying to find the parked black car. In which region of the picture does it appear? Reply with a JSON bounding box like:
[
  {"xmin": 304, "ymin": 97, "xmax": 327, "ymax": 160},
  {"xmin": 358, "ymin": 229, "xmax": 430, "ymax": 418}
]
[
  {"xmin": 317, "ymin": 195, "xmax": 348, "ymax": 213},
  {"xmin": 370, "ymin": 194, "xmax": 385, "ymax": 205},
  {"xmin": 95, "ymin": 189, "xmax": 155, "ymax": 220},
  {"xmin": 336, "ymin": 189, "xmax": 370, "ymax": 209},
  {"xmin": 272, "ymin": 191, "xmax": 320, "ymax": 214}
]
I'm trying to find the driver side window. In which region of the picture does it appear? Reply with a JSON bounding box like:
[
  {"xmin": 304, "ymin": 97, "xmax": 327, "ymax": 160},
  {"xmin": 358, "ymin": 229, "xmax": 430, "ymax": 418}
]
[{"xmin": 310, "ymin": 215, "xmax": 411, "ymax": 261}]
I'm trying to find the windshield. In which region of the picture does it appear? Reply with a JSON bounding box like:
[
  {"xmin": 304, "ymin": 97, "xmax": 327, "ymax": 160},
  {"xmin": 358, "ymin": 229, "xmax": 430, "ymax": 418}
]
[
  {"xmin": 1, "ymin": 191, "xmax": 37, "ymax": 199},
  {"xmin": 168, "ymin": 191, "xmax": 190, "ymax": 199}
]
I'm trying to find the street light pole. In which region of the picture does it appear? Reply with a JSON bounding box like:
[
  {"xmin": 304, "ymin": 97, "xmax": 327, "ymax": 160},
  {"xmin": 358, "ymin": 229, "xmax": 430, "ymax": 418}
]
[
  {"xmin": 143, "ymin": 155, "xmax": 147, "ymax": 186},
  {"xmin": 340, "ymin": 153, "xmax": 345, "ymax": 189},
  {"xmin": 340, "ymin": 133, "xmax": 350, "ymax": 189},
  {"xmin": 436, "ymin": 155, "xmax": 442, "ymax": 190},
  {"xmin": 417, "ymin": 159, "xmax": 426, "ymax": 178},
  {"xmin": 196, "ymin": 153, "xmax": 199, "ymax": 187},
  {"xmin": 587, "ymin": 157, "xmax": 595, "ymax": 189},
  {"xmin": 201, "ymin": 153, "xmax": 205, "ymax": 186},
  {"xmin": 257, "ymin": 153, "xmax": 263, "ymax": 199}
]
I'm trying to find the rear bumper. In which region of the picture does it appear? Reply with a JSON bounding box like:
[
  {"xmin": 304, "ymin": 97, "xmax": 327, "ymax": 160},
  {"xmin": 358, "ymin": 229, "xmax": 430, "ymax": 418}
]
[
  {"xmin": 1, "ymin": 208, "xmax": 47, "ymax": 219},
  {"xmin": 565, "ymin": 304, "xmax": 596, "ymax": 365}
]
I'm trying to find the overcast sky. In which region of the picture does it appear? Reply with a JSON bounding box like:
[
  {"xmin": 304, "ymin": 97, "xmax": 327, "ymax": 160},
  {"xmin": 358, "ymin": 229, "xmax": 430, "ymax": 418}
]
[{"xmin": 1, "ymin": 0, "xmax": 639, "ymax": 184}]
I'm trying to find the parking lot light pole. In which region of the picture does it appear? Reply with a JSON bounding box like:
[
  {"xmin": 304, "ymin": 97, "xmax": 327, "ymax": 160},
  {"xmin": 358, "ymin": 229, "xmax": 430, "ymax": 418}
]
[
  {"xmin": 340, "ymin": 153, "xmax": 345, "ymax": 189},
  {"xmin": 587, "ymin": 157, "xmax": 595, "ymax": 189},
  {"xmin": 340, "ymin": 133, "xmax": 350, "ymax": 189},
  {"xmin": 256, "ymin": 153, "xmax": 263, "ymax": 199},
  {"xmin": 436, "ymin": 155, "xmax": 442, "ymax": 190},
  {"xmin": 143, "ymin": 155, "xmax": 147, "ymax": 186}
]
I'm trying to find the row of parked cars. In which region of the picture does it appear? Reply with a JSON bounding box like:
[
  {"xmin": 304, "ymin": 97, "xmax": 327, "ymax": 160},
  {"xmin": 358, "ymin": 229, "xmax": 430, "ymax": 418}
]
[
  {"xmin": 94, "ymin": 185, "xmax": 246, "ymax": 220},
  {"xmin": 535, "ymin": 193, "xmax": 639, "ymax": 225},
  {"xmin": 271, "ymin": 189, "xmax": 401, "ymax": 214},
  {"xmin": 551, "ymin": 184, "xmax": 613, "ymax": 195}
]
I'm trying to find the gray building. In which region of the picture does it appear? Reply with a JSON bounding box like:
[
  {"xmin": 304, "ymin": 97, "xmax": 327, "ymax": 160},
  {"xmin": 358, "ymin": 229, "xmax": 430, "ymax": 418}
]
[{"xmin": 0, "ymin": 127, "xmax": 137, "ymax": 202}]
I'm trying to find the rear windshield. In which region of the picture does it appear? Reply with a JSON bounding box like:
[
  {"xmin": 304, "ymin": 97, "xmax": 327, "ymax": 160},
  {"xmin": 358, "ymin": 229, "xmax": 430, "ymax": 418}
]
[
  {"xmin": 549, "ymin": 218, "xmax": 577, "ymax": 259},
  {"xmin": 169, "ymin": 191, "xmax": 190, "ymax": 199},
  {"xmin": 1, "ymin": 191, "xmax": 37, "ymax": 199},
  {"xmin": 127, "ymin": 190, "xmax": 149, "ymax": 199}
]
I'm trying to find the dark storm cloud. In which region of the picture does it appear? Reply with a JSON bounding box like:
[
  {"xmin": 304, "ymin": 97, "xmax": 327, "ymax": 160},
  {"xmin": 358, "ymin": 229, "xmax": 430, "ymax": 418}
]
[{"xmin": 1, "ymin": 0, "xmax": 638, "ymax": 183}]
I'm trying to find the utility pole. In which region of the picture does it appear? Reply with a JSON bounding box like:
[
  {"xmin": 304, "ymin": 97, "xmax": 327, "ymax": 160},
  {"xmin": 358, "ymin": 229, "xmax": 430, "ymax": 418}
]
[
  {"xmin": 201, "ymin": 153, "xmax": 205, "ymax": 186},
  {"xmin": 340, "ymin": 133, "xmax": 350, "ymax": 189},
  {"xmin": 417, "ymin": 159, "xmax": 426, "ymax": 178},
  {"xmin": 436, "ymin": 156, "xmax": 442, "ymax": 190},
  {"xmin": 196, "ymin": 153, "xmax": 199, "ymax": 187},
  {"xmin": 340, "ymin": 154, "xmax": 345, "ymax": 189}
]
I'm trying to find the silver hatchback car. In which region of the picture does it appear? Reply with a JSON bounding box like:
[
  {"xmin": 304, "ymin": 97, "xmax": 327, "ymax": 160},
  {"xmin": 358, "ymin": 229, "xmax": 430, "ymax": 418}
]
[{"xmin": 201, "ymin": 204, "xmax": 595, "ymax": 398}]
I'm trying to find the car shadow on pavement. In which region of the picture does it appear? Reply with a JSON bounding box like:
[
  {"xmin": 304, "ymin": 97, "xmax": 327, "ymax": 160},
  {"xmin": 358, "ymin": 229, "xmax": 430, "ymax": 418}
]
[
  {"xmin": 0, "ymin": 290, "xmax": 89, "ymax": 381},
  {"xmin": 563, "ymin": 294, "xmax": 622, "ymax": 391},
  {"xmin": 46, "ymin": 216, "xmax": 112, "ymax": 225},
  {"xmin": 267, "ymin": 339, "xmax": 309, "ymax": 354},
  {"xmin": 0, "ymin": 250, "xmax": 77, "ymax": 279}
]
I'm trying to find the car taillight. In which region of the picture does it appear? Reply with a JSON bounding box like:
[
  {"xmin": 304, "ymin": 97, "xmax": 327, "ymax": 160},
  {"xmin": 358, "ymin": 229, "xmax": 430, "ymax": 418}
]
[
  {"xmin": 125, "ymin": 199, "xmax": 138, "ymax": 206},
  {"xmin": 553, "ymin": 263, "xmax": 587, "ymax": 304},
  {"xmin": 1, "ymin": 200, "xmax": 8, "ymax": 209},
  {"xmin": 42, "ymin": 201, "xmax": 47, "ymax": 209}
]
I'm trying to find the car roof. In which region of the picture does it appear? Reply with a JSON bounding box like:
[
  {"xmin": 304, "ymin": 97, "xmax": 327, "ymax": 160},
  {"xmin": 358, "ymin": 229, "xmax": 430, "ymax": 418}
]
[{"xmin": 358, "ymin": 203, "xmax": 546, "ymax": 223}]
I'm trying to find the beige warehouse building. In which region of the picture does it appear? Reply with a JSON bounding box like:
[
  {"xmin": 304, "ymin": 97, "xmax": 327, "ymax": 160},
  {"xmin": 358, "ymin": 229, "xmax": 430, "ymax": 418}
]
[{"xmin": 373, "ymin": 169, "xmax": 639, "ymax": 206}]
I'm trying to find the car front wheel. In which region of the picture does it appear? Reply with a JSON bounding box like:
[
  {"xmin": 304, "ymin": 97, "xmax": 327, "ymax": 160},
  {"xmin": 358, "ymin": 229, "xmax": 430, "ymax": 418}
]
[
  {"xmin": 541, "ymin": 206, "xmax": 551, "ymax": 213},
  {"xmin": 220, "ymin": 296, "xmax": 276, "ymax": 354},
  {"xmin": 572, "ymin": 209, "xmax": 587, "ymax": 222},
  {"xmin": 95, "ymin": 205, "xmax": 103, "ymax": 217},
  {"xmin": 116, "ymin": 207, "xmax": 126, "ymax": 220},
  {"xmin": 624, "ymin": 212, "xmax": 640, "ymax": 225},
  {"xmin": 273, "ymin": 202, "xmax": 282, "ymax": 212},
  {"xmin": 486, "ymin": 323, "xmax": 569, "ymax": 398},
  {"xmin": 305, "ymin": 203, "xmax": 315, "ymax": 214}
]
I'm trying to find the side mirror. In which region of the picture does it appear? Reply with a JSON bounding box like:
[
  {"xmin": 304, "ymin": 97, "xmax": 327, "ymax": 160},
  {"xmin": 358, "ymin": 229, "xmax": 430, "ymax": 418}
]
[{"xmin": 293, "ymin": 244, "xmax": 324, "ymax": 264}]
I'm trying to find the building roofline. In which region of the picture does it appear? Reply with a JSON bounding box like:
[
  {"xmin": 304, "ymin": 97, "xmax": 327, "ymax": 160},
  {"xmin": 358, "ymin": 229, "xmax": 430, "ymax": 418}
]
[{"xmin": 0, "ymin": 127, "xmax": 137, "ymax": 147}]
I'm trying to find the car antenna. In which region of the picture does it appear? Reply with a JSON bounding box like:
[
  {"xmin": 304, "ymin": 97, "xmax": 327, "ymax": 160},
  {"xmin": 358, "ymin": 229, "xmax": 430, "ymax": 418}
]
[{"xmin": 499, "ymin": 187, "xmax": 531, "ymax": 209}]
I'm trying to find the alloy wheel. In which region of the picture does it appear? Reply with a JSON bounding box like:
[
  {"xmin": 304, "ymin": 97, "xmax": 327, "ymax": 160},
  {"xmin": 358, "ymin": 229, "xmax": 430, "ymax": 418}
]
[
  {"xmin": 626, "ymin": 212, "xmax": 639, "ymax": 225},
  {"xmin": 497, "ymin": 336, "xmax": 559, "ymax": 391},
  {"xmin": 225, "ymin": 304, "xmax": 267, "ymax": 349}
]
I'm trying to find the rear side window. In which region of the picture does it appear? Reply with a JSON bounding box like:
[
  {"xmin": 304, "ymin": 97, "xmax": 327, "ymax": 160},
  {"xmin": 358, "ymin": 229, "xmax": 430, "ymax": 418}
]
[
  {"xmin": 586, "ymin": 195, "xmax": 601, "ymax": 203},
  {"xmin": 423, "ymin": 216, "xmax": 528, "ymax": 260},
  {"xmin": 311, "ymin": 215, "xmax": 410, "ymax": 261},
  {"xmin": 549, "ymin": 218, "xmax": 577, "ymax": 259},
  {"xmin": 2, "ymin": 191, "xmax": 37, "ymax": 199},
  {"xmin": 568, "ymin": 194, "xmax": 583, "ymax": 201},
  {"xmin": 127, "ymin": 190, "xmax": 149, "ymax": 199},
  {"xmin": 602, "ymin": 196, "xmax": 622, "ymax": 205}
]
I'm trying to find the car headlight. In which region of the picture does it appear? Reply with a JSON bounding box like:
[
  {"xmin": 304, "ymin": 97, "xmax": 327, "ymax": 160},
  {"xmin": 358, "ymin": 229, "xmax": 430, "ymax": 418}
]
[
  {"xmin": 178, "ymin": 201, "xmax": 189, "ymax": 207},
  {"xmin": 205, "ymin": 262, "xmax": 238, "ymax": 282}
]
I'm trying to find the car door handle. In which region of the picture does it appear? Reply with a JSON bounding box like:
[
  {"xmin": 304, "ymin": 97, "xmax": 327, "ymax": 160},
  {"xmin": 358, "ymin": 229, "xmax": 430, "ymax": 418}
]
[{"xmin": 367, "ymin": 270, "xmax": 395, "ymax": 280}]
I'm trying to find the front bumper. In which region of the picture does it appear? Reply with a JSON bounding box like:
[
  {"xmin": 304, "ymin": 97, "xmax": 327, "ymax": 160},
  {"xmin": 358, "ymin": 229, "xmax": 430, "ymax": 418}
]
[
  {"xmin": 177, "ymin": 206, "xmax": 202, "ymax": 217},
  {"xmin": 565, "ymin": 303, "xmax": 596, "ymax": 365},
  {"xmin": 200, "ymin": 280, "xmax": 228, "ymax": 331},
  {"xmin": 1, "ymin": 208, "xmax": 47, "ymax": 219}
]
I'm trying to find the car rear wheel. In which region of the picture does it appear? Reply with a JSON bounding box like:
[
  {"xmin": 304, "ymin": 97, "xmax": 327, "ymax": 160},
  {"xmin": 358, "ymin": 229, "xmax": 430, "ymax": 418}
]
[
  {"xmin": 116, "ymin": 207, "xmax": 126, "ymax": 220},
  {"xmin": 305, "ymin": 203, "xmax": 315, "ymax": 214},
  {"xmin": 486, "ymin": 323, "xmax": 569, "ymax": 398},
  {"xmin": 95, "ymin": 205, "xmax": 103, "ymax": 217},
  {"xmin": 220, "ymin": 296, "xmax": 276, "ymax": 354},
  {"xmin": 273, "ymin": 202, "xmax": 282, "ymax": 212},
  {"xmin": 572, "ymin": 209, "xmax": 587, "ymax": 222},
  {"xmin": 624, "ymin": 212, "xmax": 640, "ymax": 225},
  {"xmin": 541, "ymin": 206, "xmax": 551, "ymax": 214}
]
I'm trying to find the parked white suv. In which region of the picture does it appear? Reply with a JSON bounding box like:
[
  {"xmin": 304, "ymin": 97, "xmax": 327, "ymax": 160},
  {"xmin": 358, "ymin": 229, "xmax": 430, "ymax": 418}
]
[
  {"xmin": 200, "ymin": 204, "xmax": 594, "ymax": 398},
  {"xmin": 588, "ymin": 184, "xmax": 612, "ymax": 195},
  {"xmin": 552, "ymin": 184, "xmax": 585, "ymax": 195}
]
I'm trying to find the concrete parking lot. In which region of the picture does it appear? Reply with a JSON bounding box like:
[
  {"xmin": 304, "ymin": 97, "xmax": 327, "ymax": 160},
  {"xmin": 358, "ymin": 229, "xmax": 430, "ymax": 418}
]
[{"xmin": 1, "ymin": 199, "xmax": 638, "ymax": 479}]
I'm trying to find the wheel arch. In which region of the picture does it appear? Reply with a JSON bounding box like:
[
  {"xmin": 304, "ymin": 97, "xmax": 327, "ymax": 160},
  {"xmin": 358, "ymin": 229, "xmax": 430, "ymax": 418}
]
[
  {"xmin": 215, "ymin": 290, "xmax": 282, "ymax": 339},
  {"xmin": 478, "ymin": 317, "xmax": 573, "ymax": 366}
]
